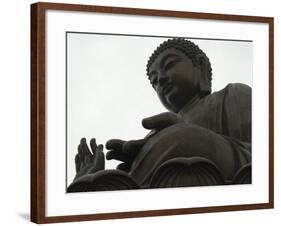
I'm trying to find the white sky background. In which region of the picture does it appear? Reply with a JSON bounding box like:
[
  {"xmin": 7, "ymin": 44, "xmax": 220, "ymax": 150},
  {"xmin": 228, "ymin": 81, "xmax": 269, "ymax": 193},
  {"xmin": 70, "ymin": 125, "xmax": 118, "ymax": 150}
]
[{"xmin": 67, "ymin": 33, "xmax": 252, "ymax": 185}]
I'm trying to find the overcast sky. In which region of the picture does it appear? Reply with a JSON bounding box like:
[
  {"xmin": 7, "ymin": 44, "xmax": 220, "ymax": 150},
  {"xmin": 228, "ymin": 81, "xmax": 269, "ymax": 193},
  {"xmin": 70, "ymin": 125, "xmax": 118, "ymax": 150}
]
[{"xmin": 67, "ymin": 33, "xmax": 252, "ymax": 185}]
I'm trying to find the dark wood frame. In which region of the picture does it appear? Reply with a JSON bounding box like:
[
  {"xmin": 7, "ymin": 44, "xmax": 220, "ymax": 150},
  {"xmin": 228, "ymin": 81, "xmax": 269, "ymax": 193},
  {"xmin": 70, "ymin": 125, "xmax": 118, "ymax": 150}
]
[{"xmin": 31, "ymin": 2, "xmax": 274, "ymax": 224}]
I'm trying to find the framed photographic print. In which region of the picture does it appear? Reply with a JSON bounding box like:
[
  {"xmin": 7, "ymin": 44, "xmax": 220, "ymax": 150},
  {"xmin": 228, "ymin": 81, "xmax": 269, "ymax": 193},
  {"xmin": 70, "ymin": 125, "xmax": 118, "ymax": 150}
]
[{"xmin": 31, "ymin": 2, "xmax": 274, "ymax": 223}]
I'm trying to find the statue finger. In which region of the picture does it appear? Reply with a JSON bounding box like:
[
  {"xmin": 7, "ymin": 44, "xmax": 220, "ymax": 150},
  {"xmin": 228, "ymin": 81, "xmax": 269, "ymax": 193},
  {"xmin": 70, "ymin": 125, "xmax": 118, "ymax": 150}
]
[
  {"xmin": 106, "ymin": 149, "xmax": 121, "ymax": 160},
  {"xmin": 75, "ymin": 153, "xmax": 81, "ymax": 173},
  {"xmin": 106, "ymin": 150, "xmax": 131, "ymax": 162},
  {"xmin": 97, "ymin": 144, "xmax": 103, "ymax": 152},
  {"xmin": 142, "ymin": 112, "xmax": 180, "ymax": 130},
  {"xmin": 92, "ymin": 150, "xmax": 105, "ymax": 172},
  {"xmin": 78, "ymin": 144, "xmax": 84, "ymax": 162},
  {"xmin": 90, "ymin": 138, "xmax": 97, "ymax": 154},
  {"xmin": 84, "ymin": 153, "xmax": 93, "ymax": 165},
  {"xmin": 105, "ymin": 139, "xmax": 125, "ymax": 151},
  {"xmin": 78, "ymin": 144, "xmax": 83, "ymax": 155},
  {"xmin": 123, "ymin": 139, "xmax": 146, "ymax": 156},
  {"xmin": 80, "ymin": 138, "xmax": 92, "ymax": 157}
]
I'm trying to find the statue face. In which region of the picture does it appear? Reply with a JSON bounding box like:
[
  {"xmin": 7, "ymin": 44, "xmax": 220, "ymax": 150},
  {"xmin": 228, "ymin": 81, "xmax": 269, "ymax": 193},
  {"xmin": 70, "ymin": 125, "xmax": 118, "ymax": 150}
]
[{"xmin": 148, "ymin": 48, "xmax": 201, "ymax": 112}]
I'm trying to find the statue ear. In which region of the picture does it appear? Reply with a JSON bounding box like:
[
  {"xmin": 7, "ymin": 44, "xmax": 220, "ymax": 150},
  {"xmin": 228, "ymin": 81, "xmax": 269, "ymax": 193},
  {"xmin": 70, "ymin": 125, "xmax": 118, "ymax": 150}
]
[{"xmin": 196, "ymin": 54, "xmax": 211, "ymax": 96}]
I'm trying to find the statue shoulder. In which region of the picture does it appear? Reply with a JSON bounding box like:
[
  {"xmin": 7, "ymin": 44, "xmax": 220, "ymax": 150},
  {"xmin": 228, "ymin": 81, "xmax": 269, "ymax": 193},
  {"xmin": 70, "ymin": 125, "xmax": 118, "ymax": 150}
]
[
  {"xmin": 224, "ymin": 83, "xmax": 252, "ymax": 97},
  {"xmin": 206, "ymin": 83, "xmax": 251, "ymax": 102},
  {"xmin": 221, "ymin": 83, "xmax": 252, "ymax": 142},
  {"xmin": 222, "ymin": 83, "xmax": 252, "ymax": 108},
  {"xmin": 208, "ymin": 83, "xmax": 251, "ymax": 106}
]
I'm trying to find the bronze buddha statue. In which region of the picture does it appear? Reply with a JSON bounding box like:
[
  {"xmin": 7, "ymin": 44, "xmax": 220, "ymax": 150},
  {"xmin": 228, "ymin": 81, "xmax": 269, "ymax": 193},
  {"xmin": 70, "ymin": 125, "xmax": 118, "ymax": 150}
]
[{"xmin": 67, "ymin": 38, "xmax": 251, "ymax": 192}]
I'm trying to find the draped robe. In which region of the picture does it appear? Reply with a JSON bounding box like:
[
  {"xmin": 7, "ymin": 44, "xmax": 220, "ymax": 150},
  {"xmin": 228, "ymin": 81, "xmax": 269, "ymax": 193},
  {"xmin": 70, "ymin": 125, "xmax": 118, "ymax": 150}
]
[{"xmin": 130, "ymin": 83, "xmax": 251, "ymax": 187}]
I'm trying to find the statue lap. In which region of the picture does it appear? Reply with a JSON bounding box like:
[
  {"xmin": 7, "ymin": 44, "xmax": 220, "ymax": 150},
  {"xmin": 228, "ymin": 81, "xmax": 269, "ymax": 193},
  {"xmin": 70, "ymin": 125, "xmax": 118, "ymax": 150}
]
[{"xmin": 130, "ymin": 123, "xmax": 251, "ymax": 187}]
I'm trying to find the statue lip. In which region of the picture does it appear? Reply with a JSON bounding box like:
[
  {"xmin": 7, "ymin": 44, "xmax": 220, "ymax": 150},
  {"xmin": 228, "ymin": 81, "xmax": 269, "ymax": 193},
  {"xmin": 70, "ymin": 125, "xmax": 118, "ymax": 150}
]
[{"xmin": 162, "ymin": 82, "xmax": 174, "ymax": 94}]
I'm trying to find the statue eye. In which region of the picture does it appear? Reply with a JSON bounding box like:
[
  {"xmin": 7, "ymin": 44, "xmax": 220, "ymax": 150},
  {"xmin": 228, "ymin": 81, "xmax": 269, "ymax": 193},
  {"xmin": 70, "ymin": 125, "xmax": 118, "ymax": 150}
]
[
  {"xmin": 164, "ymin": 58, "xmax": 181, "ymax": 70},
  {"xmin": 151, "ymin": 78, "xmax": 158, "ymax": 87}
]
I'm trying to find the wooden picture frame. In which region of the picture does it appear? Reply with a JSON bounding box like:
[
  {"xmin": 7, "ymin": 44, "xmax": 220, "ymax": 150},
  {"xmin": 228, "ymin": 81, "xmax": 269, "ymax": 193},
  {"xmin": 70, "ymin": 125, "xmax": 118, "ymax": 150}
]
[{"xmin": 31, "ymin": 2, "xmax": 274, "ymax": 223}]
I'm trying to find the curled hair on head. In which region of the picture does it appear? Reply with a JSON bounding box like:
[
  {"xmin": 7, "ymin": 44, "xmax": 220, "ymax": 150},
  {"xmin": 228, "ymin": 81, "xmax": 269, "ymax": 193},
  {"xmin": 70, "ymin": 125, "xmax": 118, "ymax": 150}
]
[{"xmin": 146, "ymin": 38, "xmax": 212, "ymax": 93}]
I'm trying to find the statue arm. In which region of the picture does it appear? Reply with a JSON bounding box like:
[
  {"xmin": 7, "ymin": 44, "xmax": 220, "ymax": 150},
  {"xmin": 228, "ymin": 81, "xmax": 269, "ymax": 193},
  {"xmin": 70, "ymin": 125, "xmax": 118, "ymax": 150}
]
[{"xmin": 223, "ymin": 83, "xmax": 252, "ymax": 143}]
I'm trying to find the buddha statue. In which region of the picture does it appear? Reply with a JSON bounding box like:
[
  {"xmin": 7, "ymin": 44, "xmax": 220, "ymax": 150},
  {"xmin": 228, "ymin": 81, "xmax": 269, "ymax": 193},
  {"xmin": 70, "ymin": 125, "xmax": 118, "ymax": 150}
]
[{"xmin": 67, "ymin": 38, "xmax": 251, "ymax": 192}]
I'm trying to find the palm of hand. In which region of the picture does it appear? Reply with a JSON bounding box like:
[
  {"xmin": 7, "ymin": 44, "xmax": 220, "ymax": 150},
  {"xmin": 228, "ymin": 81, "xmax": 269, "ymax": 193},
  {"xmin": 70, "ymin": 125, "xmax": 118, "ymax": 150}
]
[{"xmin": 74, "ymin": 138, "xmax": 104, "ymax": 181}]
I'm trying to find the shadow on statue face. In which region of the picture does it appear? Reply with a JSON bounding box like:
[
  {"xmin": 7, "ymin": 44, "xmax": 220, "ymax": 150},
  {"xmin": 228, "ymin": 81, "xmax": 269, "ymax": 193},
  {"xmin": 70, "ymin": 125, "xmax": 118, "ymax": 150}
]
[{"xmin": 148, "ymin": 48, "xmax": 201, "ymax": 113}]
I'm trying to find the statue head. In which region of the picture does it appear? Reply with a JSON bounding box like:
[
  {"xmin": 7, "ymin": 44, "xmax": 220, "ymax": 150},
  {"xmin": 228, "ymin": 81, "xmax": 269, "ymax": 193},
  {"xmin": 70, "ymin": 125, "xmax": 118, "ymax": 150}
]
[{"xmin": 146, "ymin": 38, "xmax": 212, "ymax": 113}]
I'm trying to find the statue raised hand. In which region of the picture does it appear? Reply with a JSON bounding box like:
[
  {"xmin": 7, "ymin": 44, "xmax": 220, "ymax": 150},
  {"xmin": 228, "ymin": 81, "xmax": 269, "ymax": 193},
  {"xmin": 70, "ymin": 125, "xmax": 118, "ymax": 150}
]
[{"xmin": 73, "ymin": 138, "xmax": 104, "ymax": 182}]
